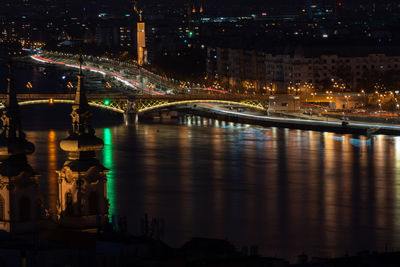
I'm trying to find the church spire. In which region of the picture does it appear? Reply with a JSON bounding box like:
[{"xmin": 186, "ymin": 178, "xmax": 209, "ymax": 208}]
[
  {"xmin": 6, "ymin": 60, "xmax": 17, "ymax": 108},
  {"xmin": 60, "ymin": 55, "xmax": 103, "ymax": 156},
  {"xmin": 0, "ymin": 61, "xmax": 41, "ymax": 234},
  {"xmin": 69, "ymin": 55, "xmax": 94, "ymax": 137},
  {"xmin": 0, "ymin": 60, "xmax": 34, "ymax": 160},
  {"xmin": 1, "ymin": 60, "xmax": 25, "ymax": 140},
  {"xmin": 57, "ymin": 55, "xmax": 109, "ymax": 228},
  {"xmin": 74, "ymin": 56, "xmax": 89, "ymax": 109}
]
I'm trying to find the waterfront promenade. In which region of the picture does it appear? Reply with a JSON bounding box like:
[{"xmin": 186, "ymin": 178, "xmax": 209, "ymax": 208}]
[{"xmin": 191, "ymin": 106, "xmax": 400, "ymax": 136}]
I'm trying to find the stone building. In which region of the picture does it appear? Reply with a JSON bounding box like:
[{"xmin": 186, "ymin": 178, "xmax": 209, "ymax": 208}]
[
  {"xmin": 56, "ymin": 56, "xmax": 109, "ymax": 229},
  {"xmin": 0, "ymin": 62, "xmax": 43, "ymax": 233},
  {"xmin": 207, "ymin": 44, "xmax": 400, "ymax": 93},
  {"xmin": 207, "ymin": 47, "xmax": 266, "ymax": 93},
  {"xmin": 264, "ymin": 45, "xmax": 400, "ymax": 92}
]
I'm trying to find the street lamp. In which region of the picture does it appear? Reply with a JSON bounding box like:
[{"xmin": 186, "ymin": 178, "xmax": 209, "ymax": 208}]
[
  {"xmin": 288, "ymin": 85, "xmax": 295, "ymax": 95},
  {"xmin": 344, "ymin": 95, "xmax": 350, "ymax": 110},
  {"xmin": 67, "ymin": 82, "xmax": 74, "ymax": 98},
  {"xmin": 378, "ymin": 98, "xmax": 382, "ymax": 114},
  {"xmin": 340, "ymin": 83, "xmax": 345, "ymax": 92},
  {"xmin": 26, "ymin": 82, "xmax": 32, "ymax": 97}
]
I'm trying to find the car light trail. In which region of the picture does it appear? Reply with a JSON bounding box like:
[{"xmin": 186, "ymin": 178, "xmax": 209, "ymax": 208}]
[
  {"xmin": 203, "ymin": 87, "xmax": 230, "ymax": 94},
  {"xmin": 32, "ymin": 55, "xmax": 231, "ymax": 96},
  {"xmin": 31, "ymin": 54, "xmax": 167, "ymax": 95}
]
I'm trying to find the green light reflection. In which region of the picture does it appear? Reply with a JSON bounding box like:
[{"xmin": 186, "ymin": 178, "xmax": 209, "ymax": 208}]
[{"xmin": 103, "ymin": 128, "xmax": 116, "ymax": 220}]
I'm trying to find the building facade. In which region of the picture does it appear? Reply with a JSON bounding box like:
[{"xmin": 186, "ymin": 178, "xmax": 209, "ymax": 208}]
[
  {"xmin": 0, "ymin": 62, "xmax": 43, "ymax": 233},
  {"xmin": 207, "ymin": 45, "xmax": 400, "ymax": 94},
  {"xmin": 207, "ymin": 47, "xmax": 266, "ymax": 93},
  {"xmin": 57, "ymin": 57, "xmax": 109, "ymax": 229}
]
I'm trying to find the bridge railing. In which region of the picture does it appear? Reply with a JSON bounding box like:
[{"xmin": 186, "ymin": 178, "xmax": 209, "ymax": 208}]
[{"xmin": 0, "ymin": 94, "xmax": 270, "ymax": 101}]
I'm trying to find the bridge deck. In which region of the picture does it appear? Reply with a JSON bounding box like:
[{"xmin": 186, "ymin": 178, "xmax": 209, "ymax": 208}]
[{"xmin": 0, "ymin": 94, "xmax": 270, "ymax": 101}]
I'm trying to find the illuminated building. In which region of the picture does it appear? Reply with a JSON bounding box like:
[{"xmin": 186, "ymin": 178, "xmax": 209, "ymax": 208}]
[
  {"xmin": 264, "ymin": 45, "xmax": 400, "ymax": 92},
  {"xmin": 95, "ymin": 19, "xmax": 135, "ymax": 49},
  {"xmin": 137, "ymin": 21, "xmax": 147, "ymax": 66},
  {"xmin": 56, "ymin": 56, "xmax": 109, "ymax": 229},
  {"xmin": 207, "ymin": 47, "xmax": 266, "ymax": 93},
  {"xmin": 208, "ymin": 44, "xmax": 400, "ymax": 93},
  {"xmin": 305, "ymin": 0, "xmax": 340, "ymax": 18},
  {"xmin": 0, "ymin": 62, "xmax": 42, "ymax": 233},
  {"xmin": 119, "ymin": 26, "xmax": 133, "ymax": 47},
  {"xmin": 133, "ymin": 0, "xmax": 147, "ymax": 65}
]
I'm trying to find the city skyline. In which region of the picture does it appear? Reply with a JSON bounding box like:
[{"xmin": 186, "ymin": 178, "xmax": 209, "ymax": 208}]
[{"xmin": 2, "ymin": 0, "xmax": 400, "ymax": 266}]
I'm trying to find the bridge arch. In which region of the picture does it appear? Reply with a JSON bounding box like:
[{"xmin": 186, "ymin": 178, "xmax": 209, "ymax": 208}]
[
  {"xmin": 7, "ymin": 100, "xmax": 125, "ymax": 114},
  {"xmin": 137, "ymin": 100, "xmax": 267, "ymax": 113},
  {"xmin": 0, "ymin": 95, "xmax": 269, "ymax": 116}
]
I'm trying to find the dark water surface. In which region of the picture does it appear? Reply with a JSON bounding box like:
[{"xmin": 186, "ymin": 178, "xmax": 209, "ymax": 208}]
[
  {"xmin": 4, "ymin": 58, "xmax": 400, "ymax": 262},
  {"xmin": 0, "ymin": 59, "xmax": 70, "ymax": 94},
  {"xmin": 19, "ymin": 103, "xmax": 400, "ymax": 262}
]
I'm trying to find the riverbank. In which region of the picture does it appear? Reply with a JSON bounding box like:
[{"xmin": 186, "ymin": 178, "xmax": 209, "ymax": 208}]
[{"xmin": 178, "ymin": 108, "xmax": 400, "ymax": 136}]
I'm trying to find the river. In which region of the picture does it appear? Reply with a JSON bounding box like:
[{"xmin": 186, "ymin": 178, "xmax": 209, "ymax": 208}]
[
  {"xmin": 16, "ymin": 103, "xmax": 400, "ymax": 262},
  {"xmin": 4, "ymin": 58, "xmax": 400, "ymax": 262}
]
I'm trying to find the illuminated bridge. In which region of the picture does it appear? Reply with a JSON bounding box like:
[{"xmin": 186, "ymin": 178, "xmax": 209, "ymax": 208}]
[{"xmin": 0, "ymin": 93, "xmax": 269, "ymax": 122}]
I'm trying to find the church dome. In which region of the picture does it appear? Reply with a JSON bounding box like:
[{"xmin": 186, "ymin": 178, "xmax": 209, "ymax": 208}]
[
  {"xmin": 60, "ymin": 134, "xmax": 104, "ymax": 152},
  {"xmin": 0, "ymin": 137, "xmax": 34, "ymax": 161},
  {"xmin": 60, "ymin": 56, "xmax": 105, "ymax": 158}
]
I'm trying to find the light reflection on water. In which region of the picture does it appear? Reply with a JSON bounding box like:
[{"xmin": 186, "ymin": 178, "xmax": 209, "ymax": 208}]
[
  {"xmin": 47, "ymin": 130, "xmax": 58, "ymax": 216},
  {"xmin": 22, "ymin": 108, "xmax": 400, "ymax": 261},
  {"xmin": 103, "ymin": 128, "xmax": 116, "ymax": 220}
]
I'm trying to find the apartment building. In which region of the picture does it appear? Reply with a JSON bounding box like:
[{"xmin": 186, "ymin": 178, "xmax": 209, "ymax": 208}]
[
  {"xmin": 207, "ymin": 44, "xmax": 400, "ymax": 93},
  {"xmin": 207, "ymin": 47, "xmax": 266, "ymax": 93}
]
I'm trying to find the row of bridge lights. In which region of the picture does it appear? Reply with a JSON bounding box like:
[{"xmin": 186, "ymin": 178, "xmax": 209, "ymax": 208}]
[
  {"xmin": 20, "ymin": 97, "xmax": 111, "ymax": 106},
  {"xmin": 45, "ymin": 98, "xmax": 111, "ymax": 106},
  {"xmin": 26, "ymin": 80, "xmax": 76, "ymax": 94},
  {"xmin": 48, "ymin": 98, "xmax": 111, "ymax": 106},
  {"xmin": 25, "ymin": 81, "xmax": 111, "ymax": 107}
]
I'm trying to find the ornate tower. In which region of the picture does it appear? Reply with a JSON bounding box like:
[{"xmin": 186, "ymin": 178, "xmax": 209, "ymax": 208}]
[
  {"xmin": 137, "ymin": 21, "xmax": 147, "ymax": 66},
  {"xmin": 0, "ymin": 61, "xmax": 42, "ymax": 233},
  {"xmin": 134, "ymin": 2, "xmax": 147, "ymax": 66},
  {"xmin": 56, "ymin": 56, "xmax": 109, "ymax": 229}
]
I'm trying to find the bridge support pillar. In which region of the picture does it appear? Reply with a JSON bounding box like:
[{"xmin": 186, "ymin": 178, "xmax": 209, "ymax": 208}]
[
  {"xmin": 124, "ymin": 99, "xmax": 139, "ymax": 125},
  {"xmin": 124, "ymin": 112, "xmax": 138, "ymax": 125},
  {"xmin": 262, "ymin": 100, "xmax": 270, "ymax": 115}
]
